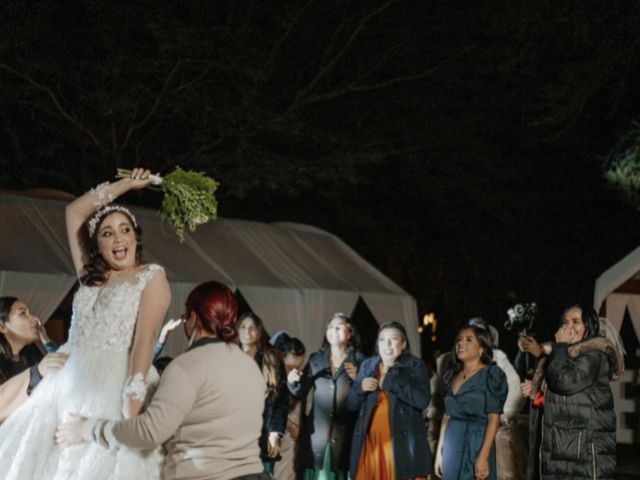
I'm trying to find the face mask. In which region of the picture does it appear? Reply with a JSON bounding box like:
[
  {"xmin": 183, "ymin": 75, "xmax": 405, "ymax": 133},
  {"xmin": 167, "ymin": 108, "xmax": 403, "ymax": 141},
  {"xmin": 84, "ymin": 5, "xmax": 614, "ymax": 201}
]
[
  {"xmin": 184, "ymin": 316, "xmax": 197, "ymax": 347},
  {"xmin": 187, "ymin": 328, "xmax": 197, "ymax": 347}
]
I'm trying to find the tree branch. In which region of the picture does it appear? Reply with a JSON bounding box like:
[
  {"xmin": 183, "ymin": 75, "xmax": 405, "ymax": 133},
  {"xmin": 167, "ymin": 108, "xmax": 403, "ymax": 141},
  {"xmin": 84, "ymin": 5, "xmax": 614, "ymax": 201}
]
[
  {"xmin": 121, "ymin": 62, "xmax": 180, "ymax": 149},
  {"xmin": 296, "ymin": 54, "xmax": 453, "ymax": 107},
  {"xmin": 260, "ymin": 0, "xmax": 313, "ymax": 79},
  {"xmin": 194, "ymin": 137, "xmax": 224, "ymax": 156},
  {"xmin": 111, "ymin": 123, "xmax": 118, "ymax": 151},
  {"xmin": 318, "ymin": 16, "xmax": 349, "ymax": 71},
  {"xmin": 1, "ymin": 113, "xmax": 25, "ymax": 164},
  {"xmin": 0, "ymin": 62, "xmax": 102, "ymax": 147},
  {"xmin": 170, "ymin": 64, "xmax": 214, "ymax": 94},
  {"xmin": 351, "ymin": 44, "xmax": 399, "ymax": 83},
  {"xmin": 288, "ymin": 1, "xmax": 393, "ymax": 112}
]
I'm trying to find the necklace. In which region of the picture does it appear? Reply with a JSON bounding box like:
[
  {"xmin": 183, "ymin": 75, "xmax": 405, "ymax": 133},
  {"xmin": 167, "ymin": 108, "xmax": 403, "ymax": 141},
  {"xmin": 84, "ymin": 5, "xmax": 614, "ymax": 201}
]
[
  {"xmin": 330, "ymin": 351, "xmax": 346, "ymax": 369},
  {"xmin": 462, "ymin": 365, "xmax": 482, "ymax": 380}
]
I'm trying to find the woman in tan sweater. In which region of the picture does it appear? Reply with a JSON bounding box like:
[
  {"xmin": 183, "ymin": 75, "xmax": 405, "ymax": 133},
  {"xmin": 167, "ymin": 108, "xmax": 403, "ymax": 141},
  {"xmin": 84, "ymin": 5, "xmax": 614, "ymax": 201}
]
[{"xmin": 57, "ymin": 281, "xmax": 269, "ymax": 480}]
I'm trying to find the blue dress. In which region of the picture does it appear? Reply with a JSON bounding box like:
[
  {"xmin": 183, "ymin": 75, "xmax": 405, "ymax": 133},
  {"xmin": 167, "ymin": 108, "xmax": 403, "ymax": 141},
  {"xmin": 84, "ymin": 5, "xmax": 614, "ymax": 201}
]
[{"xmin": 442, "ymin": 364, "xmax": 508, "ymax": 480}]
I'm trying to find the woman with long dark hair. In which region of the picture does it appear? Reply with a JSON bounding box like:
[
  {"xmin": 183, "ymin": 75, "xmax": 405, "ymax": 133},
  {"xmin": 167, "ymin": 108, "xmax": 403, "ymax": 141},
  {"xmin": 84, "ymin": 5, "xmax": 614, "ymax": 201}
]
[
  {"xmin": 521, "ymin": 304, "xmax": 623, "ymax": 480},
  {"xmin": 0, "ymin": 168, "xmax": 171, "ymax": 479},
  {"xmin": 435, "ymin": 323, "xmax": 508, "ymax": 480},
  {"xmin": 348, "ymin": 322, "xmax": 432, "ymax": 480},
  {"xmin": 288, "ymin": 313, "xmax": 365, "ymax": 479},
  {"xmin": 271, "ymin": 332, "xmax": 306, "ymax": 480},
  {"xmin": 237, "ymin": 313, "xmax": 289, "ymax": 475},
  {"xmin": 0, "ymin": 297, "xmax": 66, "ymax": 420},
  {"xmin": 57, "ymin": 280, "xmax": 270, "ymax": 480},
  {"xmin": 1, "ymin": 297, "xmax": 48, "ymax": 381}
]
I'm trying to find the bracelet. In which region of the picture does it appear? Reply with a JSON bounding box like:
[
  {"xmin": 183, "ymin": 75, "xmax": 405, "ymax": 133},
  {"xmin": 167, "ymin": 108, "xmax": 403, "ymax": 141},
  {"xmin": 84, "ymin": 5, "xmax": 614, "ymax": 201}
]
[
  {"xmin": 89, "ymin": 182, "xmax": 114, "ymax": 208},
  {"xmin": 28, "ymin": 364, "xmax": 43, "ymax": 394},
  {"xmin": 123, "ymin": 372, "xmax": 148, "ymax": 402}
]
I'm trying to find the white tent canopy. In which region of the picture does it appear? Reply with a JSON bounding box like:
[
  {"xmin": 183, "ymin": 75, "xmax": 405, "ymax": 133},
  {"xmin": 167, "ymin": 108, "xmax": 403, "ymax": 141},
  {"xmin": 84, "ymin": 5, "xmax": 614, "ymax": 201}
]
[
  {"xmin": 594, "ymin": 245, "xmax": 640, "ymax": 341},
  {"xmin": 0, "ymin": 191, "xmax": 419, "ymax": 357}
]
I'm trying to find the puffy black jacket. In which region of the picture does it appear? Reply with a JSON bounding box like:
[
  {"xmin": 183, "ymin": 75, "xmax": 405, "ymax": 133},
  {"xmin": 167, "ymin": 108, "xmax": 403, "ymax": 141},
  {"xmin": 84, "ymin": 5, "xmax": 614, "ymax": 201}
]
[{"xmin": 539, "ymin": 337, "xmax": 623, "ymax": 480}]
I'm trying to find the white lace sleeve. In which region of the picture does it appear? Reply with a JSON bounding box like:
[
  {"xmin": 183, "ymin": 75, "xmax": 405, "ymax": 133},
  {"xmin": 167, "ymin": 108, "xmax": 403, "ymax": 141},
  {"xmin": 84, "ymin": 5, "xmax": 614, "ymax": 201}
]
[
  {"xmin": 123, "ymin": 264, "xmax": 170, "ymax": 418},
  {"xmin": 134, "ymin": 264, "xmax": 165, "ymax": 287},
  {"xmin": 123, "ymin": 372, "xmax": 148, "ymax": 403},
  {"xmin": 89, "ymin": 182, "xmax": 114, "ymax": 208}
]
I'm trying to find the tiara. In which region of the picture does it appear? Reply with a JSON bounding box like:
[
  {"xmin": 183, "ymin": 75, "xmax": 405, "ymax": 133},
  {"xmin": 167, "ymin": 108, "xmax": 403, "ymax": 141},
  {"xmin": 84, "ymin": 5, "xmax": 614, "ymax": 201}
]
[{"xmin": 88, "ymin": 205, "xmax": 138, "ymax": 237}]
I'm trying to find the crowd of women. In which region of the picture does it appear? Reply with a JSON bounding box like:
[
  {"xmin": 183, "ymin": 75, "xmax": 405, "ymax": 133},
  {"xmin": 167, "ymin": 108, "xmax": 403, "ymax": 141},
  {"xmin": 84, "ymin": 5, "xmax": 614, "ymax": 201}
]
[{"xmin": 0, "ymin": 168, "xmax": 626, "ymax": 480}]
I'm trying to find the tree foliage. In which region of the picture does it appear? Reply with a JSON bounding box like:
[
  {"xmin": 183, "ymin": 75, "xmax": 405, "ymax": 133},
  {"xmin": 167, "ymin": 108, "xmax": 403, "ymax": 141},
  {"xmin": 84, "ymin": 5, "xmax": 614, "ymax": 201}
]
[
  {"xmin": 3, "ymin": 0, "xmax": 640, "ymax": 350},
  {"xmin": 0, "ymin": 0, "xmax": 450, "ymax": 196}
]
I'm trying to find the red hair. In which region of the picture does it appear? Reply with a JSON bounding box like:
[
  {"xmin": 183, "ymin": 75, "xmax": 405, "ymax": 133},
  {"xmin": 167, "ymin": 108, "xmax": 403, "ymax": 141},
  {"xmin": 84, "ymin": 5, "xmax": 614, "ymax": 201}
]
[{"xmin": 185, "ymin": 281, "xmax": 238, "ymax": 343}]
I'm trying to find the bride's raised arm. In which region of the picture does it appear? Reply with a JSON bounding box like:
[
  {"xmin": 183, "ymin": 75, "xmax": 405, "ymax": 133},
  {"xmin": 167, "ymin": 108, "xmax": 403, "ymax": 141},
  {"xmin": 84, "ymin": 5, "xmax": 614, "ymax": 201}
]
[
  {"xmin": 123, "ymin": 266, "xmax": 171, "ymax": 418},
  {"xmin": 65, "ymin": 169, "xmax": 155, "ymax": 278}
]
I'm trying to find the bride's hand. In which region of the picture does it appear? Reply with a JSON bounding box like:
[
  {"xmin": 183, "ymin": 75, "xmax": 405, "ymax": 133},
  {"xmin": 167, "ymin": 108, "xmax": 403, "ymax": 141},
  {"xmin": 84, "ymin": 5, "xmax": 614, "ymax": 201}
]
[
  {"xmin": 120, "ymin": 167, "xmax": 158, "ymax": 191},
  {"xmin": 55, "ymin": 414, "xmax": 88, "ymax": 448},
  {"xmin": 37, "ymin": 352, "xmax": 68, "ymax": 377}
]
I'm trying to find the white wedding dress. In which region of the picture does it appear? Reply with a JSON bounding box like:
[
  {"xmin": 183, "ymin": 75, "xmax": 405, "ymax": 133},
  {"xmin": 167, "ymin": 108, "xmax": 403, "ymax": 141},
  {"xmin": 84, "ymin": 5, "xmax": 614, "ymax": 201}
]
[{"xmin": 0, "ymin": 264, "xmax": 164, "ymax": 480}]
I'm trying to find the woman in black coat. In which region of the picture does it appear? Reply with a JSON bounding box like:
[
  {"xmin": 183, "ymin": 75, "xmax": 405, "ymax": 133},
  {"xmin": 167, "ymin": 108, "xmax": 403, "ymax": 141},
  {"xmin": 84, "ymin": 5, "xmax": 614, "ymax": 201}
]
[
  {"xmin": 348, "ymin": 322, "xmax": 433, "ymax": 480},
  {"xmin": 521, "ymin": 304, "xmax": 624, "ymax": 480},
  {"xmin": 287, "ymin": 313, "xmax": 364, "ymax": 479}
]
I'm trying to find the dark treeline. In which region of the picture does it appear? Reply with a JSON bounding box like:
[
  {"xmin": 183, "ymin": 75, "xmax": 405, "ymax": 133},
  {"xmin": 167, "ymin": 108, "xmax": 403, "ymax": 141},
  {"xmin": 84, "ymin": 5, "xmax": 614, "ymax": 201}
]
[{"xmin": 2, "ymin": 0, "xmax": 640, "ymax": 358}]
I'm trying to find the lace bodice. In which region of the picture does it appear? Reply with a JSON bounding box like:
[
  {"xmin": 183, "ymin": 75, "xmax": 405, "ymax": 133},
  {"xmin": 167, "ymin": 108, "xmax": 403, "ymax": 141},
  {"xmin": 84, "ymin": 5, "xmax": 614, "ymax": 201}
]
[{"xmin": 67, "ymin": 264, "xmax": 164, "ymax": 351}]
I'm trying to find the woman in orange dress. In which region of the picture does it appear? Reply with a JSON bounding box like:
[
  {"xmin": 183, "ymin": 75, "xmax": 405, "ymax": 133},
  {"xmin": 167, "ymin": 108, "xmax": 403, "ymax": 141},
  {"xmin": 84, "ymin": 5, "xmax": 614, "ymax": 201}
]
[{"xmin": 348, "ymin": 322, "xmax": 433, "ymax": 480}]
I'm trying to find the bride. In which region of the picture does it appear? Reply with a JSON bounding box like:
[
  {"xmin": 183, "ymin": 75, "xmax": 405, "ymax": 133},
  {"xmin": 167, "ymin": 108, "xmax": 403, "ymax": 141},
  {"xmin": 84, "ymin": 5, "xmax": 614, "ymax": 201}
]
[{"xmin": 0, "ymin": 168, "xmax": 171, "ymax": 479}]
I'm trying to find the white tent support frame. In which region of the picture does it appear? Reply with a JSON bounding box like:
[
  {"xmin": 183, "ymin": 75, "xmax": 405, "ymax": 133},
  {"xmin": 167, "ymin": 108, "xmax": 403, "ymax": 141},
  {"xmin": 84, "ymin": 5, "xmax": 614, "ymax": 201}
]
[
  {"xmin": 0, "ymin": 192, "xmax": 420, "ymax": 358},
  {"xmin": 594, "ymin": 245, "xmax": 640, "ymax": 341},
  {"xmin": 594, "ymin": 247, "xmax": 640, "ymax": 445}
]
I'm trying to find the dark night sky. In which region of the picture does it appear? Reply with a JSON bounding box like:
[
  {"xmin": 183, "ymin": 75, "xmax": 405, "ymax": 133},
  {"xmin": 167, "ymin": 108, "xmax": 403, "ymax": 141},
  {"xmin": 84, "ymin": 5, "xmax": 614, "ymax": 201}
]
[{"xmin": 2, "ymin": 0, "xmax": 640, "ymax": 359}]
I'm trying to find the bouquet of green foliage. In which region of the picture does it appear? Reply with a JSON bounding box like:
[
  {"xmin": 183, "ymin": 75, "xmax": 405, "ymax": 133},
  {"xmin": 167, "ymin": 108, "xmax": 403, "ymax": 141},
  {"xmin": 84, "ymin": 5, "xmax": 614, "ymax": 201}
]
[{"xmin": 117, "ymin": 167, "xmax": 219, "ymax": 242}]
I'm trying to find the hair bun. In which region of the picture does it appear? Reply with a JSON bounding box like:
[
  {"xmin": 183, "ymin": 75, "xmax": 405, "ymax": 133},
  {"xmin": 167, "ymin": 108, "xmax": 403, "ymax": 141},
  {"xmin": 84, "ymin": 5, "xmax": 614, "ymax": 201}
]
[{"xmin": 217, "ymin": 324, "xmax": 238, "ymax": 342}]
